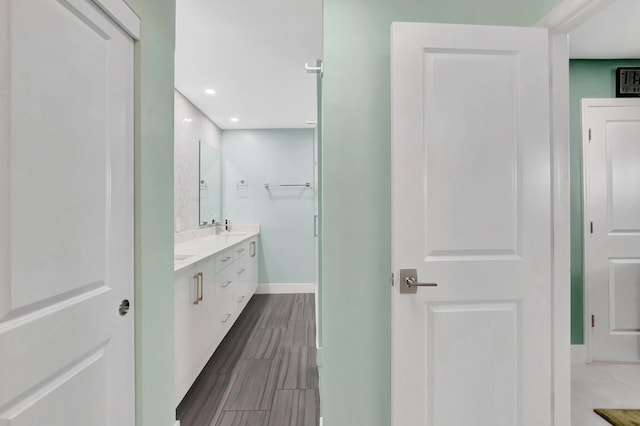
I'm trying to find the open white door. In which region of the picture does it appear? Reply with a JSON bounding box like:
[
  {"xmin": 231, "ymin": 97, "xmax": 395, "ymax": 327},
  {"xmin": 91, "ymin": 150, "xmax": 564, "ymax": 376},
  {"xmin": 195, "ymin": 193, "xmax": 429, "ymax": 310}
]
[
  {"xmin": 391, "ymin": 23, "xmax": 552, "ymax": 426},
  {"xmin": 0, "ymin": 0, "xmax": 138, "ymax": 424},
  {"xmin": 583, "ymin": 99, "xmax": 640, "ymax": 362}
]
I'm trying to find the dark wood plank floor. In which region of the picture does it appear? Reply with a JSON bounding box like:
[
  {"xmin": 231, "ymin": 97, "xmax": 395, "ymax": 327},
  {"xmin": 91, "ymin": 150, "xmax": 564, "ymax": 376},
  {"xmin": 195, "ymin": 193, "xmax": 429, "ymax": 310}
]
[{"xmin": 177, "ymin": 294, "xmax": 319, "ymax": 426}]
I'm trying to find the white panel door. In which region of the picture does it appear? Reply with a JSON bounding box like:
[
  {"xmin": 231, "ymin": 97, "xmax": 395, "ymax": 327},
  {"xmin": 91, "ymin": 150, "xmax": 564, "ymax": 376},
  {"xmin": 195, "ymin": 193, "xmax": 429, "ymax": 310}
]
[
  {"xmin": 391, "ymin": 23, "xmax": 551, "ymax": 426},
  {"xmin": 0, "ymin": 0, "xmax": 136, "ymax": 424},
  {"xmin": 583, "ymin": 99, "xmax": 640, "ymax": 361}
]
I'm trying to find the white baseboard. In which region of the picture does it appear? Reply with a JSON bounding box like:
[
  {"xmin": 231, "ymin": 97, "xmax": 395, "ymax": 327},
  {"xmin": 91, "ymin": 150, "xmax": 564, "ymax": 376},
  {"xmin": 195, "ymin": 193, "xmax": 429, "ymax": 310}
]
[
  {"xmin": 571, "ymin": 344, "xmax": 587, "ymax": 363},
  {"xmin": 174, "ymin": 421, "xmax": 180, "ymax": 426},
  {"xmin": 256, "ymin": 283, "xmax": 315, "ymax": 294},
  {"xmin": 319, "ymin": 417, "xmax": 323, "ymax": 426}
]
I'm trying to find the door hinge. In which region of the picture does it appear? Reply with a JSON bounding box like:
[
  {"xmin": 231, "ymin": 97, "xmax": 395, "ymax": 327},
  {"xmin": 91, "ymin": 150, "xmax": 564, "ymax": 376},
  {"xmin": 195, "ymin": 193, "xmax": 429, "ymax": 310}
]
[
  {"xmin": 589, "ymin": 128, "xmax": 592, "ymax": 141},
  {"xmin": 591, "ymin": 314, "xmax": 595, "ymax": 328},
  {"xmin": 391, "ymin": 273, "xmax": 394, "ymax": 287},
  {"xmin": 590, "ymin": 222, "xmax": 594, "ymax": 234}
]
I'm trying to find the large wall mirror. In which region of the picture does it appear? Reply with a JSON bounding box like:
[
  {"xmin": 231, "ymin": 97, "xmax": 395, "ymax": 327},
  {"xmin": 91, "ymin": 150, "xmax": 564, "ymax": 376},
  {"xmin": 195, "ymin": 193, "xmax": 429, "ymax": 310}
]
[{"xmin": 199, "ymin": 141, "xmax": 221, "ymax": 225}]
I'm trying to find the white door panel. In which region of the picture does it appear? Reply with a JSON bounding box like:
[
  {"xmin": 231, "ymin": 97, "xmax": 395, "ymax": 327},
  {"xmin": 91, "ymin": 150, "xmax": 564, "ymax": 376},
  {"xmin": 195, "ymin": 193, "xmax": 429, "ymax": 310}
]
[
  {"xmin": 392, "ymin": 23, "xmax": 552, "ymax": 426},
  {"xmin": 607, "ymin": 122, "xmax": 640, "ymax": 232},
  {"xmin": 0, "ymin": 0, "xmax": 136, "ymax": 424},
  {"xmin": 609, "ymin": 260, "xmax": 640, "ymax": 332},
  {"xmin": 425, "ymin": 52, "xmax": 518, "ymax": 259},
  {"xmin": 427, "ymin": 303, "xmax": 519, "ymax": 425},
  {"xmin": 583, "ymin": 100, "xmax": 640, "ymax": 361}
]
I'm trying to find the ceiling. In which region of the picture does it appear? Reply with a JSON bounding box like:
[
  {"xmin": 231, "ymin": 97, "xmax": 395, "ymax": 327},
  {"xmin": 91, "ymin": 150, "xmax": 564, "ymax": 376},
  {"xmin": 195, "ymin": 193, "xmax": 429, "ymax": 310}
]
[
  {"xmin": 175, "ymin": 0, "xmax": 322, "ymax": 130},
  {"xmin": 569, "ymin": 0, "xmax": 640, "ymax": 59},
  {"xmin": 175, "ymin": 0, "xmax": 639, "ymax": 127}
]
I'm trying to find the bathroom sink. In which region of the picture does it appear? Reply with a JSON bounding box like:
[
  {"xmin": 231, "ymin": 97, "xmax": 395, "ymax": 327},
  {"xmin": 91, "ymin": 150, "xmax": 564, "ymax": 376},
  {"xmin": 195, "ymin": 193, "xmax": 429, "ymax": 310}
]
[
  {"xmin": 223, "ymin": 232, "xmax": 247, "ymax": 237},
  {"xmin": 174, "ymin": 254, "xmax": 194, "ymax": 261}
]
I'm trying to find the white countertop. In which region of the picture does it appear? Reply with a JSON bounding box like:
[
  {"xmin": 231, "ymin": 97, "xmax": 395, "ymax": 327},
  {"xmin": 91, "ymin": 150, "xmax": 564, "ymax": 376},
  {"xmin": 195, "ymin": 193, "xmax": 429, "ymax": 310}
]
[{"xmin": 174, "ymin": 225, "xmax": 259, "ymax": 272}]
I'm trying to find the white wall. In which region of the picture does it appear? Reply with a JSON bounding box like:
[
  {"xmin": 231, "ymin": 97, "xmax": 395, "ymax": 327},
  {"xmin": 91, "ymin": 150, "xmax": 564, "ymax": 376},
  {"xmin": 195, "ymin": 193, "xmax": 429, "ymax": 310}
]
[{"xmin": 174, "ymin": 90, "xmax": 221, "ymax": 232}]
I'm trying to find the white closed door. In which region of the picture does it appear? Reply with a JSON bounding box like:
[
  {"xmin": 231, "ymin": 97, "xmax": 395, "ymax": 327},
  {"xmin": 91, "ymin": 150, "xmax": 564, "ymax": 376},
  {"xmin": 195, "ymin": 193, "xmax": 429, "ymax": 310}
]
[
  {"xmin": 583, "ymin": 99, "xmax": 640, "ymax": 362},
  {"xmin": 0, "ymin": 0, "xmax": 137, "ymax": 424},
  {"xmin": 391, "ymin": 23, "xmax": 552, "ymax": 426}
]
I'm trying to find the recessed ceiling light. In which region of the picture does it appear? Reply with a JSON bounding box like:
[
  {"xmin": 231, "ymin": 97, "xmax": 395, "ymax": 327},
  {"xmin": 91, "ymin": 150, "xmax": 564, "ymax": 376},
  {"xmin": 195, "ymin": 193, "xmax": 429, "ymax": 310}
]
[
  {"xmin": 204, "ymin": 88, "xmax": 216, "ymax": 95},
  {"xmin": 230, "ymin": 117, "xmax": 239, "ymax": 122},
  {"xmin": 182, "ymin": 118, "xmax": 193, "ymax": 123}
]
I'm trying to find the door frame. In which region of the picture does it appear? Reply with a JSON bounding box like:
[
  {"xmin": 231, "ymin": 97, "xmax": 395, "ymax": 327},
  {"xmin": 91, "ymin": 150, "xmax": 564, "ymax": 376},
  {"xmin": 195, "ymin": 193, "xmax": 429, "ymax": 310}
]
[
  {"xmin": 89, "ymin": 0, "xmax": 142, "ymax": 418},
  {"xmin": 536, "ymin": 0, "xmax": 617, "ymax": 424},
  {"xmin": 580, "ymin": 98, "xmax": 640, "ymax": 362},
  {"xmin": 92, "ymin": 0, "xmax": 140, "ymax": 39}
]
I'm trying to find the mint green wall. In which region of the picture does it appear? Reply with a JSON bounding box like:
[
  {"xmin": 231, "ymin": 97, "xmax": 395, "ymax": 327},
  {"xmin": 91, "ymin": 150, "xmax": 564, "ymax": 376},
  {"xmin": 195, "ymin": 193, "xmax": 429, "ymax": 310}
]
[
  {"xmin": 222, "ymin": 129, "xmax": 315, "ymax": 284},
  {"xmin": 321, "ymin": 1, "xmax": 562, "ymax": 424},
  {"xmin": 569, "ymin": 59, "xmax": 640, "ymax": 345},
  {"xmin": 125, "ymin": 1, "xmax": 176, "ymax": 425}
]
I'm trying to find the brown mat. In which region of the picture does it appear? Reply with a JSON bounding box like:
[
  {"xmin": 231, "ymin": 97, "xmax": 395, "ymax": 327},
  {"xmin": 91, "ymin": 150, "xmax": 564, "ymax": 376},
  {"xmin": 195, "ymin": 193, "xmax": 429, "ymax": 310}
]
[{"xmin": 594, "ymin": 409, "xmax": 640, "ymax": 425}]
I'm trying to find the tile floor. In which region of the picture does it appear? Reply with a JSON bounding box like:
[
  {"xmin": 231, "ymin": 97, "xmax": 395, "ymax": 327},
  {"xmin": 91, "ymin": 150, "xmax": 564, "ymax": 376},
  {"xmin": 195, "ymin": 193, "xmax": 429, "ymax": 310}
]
[
  {"xmin": 572, "ymin": 363, "xmax": 640, "ymax": 425},
  {"xmin": 176, "ymin": 294, "xmax": 319, "ymax": 426},
  {"xmin": 177, "ymin": 294, "xmax": 640, "ymax": 426}
]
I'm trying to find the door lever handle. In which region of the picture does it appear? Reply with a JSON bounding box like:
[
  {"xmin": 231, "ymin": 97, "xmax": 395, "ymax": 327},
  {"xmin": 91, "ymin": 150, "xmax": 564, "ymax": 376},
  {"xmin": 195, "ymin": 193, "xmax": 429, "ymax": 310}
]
[
  {"xmin": 399, "ymin": 268, "xmax": 438, "ymax": 294},
  {"xmin": 404, "ymin": 276, "xmax": 438, "ymax": 287}
]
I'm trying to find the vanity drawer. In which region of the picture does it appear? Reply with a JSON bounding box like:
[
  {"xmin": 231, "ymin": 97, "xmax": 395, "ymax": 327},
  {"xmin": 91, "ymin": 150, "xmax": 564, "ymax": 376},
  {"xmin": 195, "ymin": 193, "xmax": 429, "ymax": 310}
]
[
  {"xmin": 233, "ymin": 242, "xmax": 249, "ymax": 260},
  {"xmin": 215, "ymin": 248, "xmax": 234, "ymax": 272},
  {"xmin": 215, "ymin": 269, "xmax": 236, "ymax": 335},
  {"xmin": 215, "ymin": 265, "xmax": 235, "ymax": 305}
]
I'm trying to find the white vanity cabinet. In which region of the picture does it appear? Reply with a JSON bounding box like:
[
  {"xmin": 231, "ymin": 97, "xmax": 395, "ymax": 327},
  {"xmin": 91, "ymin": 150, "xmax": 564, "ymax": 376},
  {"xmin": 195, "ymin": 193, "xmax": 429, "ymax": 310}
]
[
  {"xmin": 174, "ymin": 258, "xmax": 219, "ymax": 405},
  {"xmin": 174, "ymin": 232, "xmax": 260, "ymax": 405}
]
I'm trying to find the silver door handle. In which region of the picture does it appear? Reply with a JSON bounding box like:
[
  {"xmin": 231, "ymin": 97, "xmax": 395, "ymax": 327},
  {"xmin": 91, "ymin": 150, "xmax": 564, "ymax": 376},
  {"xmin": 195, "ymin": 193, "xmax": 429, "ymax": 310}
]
[
  {"xmin": 404, "ymin": 276, "xmax": 437, "ymax": 287},
  {"xmin": 399, "ymin": 268, "xmax": 438, "ymax": 294},
  {"xmin": 198, "ymin": 272, "xmax": 204, "ymax": 301}
]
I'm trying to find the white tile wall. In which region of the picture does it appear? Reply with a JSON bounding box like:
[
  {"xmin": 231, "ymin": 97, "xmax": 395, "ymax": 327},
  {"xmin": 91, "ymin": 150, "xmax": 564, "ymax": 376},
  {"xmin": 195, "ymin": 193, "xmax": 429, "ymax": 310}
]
[{"xmin": 174, "ymin": 90, "xmax": 222, "ymax": 232}]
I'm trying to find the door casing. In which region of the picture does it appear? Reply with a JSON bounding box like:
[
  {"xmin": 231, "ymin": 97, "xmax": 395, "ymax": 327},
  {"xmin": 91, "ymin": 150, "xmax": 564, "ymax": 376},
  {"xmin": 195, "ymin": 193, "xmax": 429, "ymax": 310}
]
[{"xmin": 534, "ymin": 0, "xmax": 620, "ymax": 424}]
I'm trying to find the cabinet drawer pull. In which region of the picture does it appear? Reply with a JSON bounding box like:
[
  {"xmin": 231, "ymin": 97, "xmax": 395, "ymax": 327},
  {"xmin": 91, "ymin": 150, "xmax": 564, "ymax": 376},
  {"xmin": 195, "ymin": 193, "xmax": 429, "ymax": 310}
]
[
  {"xmin": 237, "ymin": 295, "xmax": 245, "ymax": 303},
  {"xmin": 238, "ymin": 268, "xmax": 245, "ymax": 275},
  {"xmin": 198, "ymin": 272, "xmax": 204, "ymax": 301},
  {"xmin": 250, "ymin": 241, "xmax": 256, "ymax": 257},
  {"xmin": 193, "ymin": 274, "xmax": 199, "ymax": 304},
  {"xmin": 237, "ymin": 248, "xmax": 245, "ymax": 253},
  {"xmin": 221, "ymin": 280, "xmax": 232, "ymax": 288},
  {"xmin": 221, "ymin": 313, "xmax": 232, "ymax": 323},
  {"xmin": 221, "ymin": 256, "xmax": 232, "ymax": 262}
]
